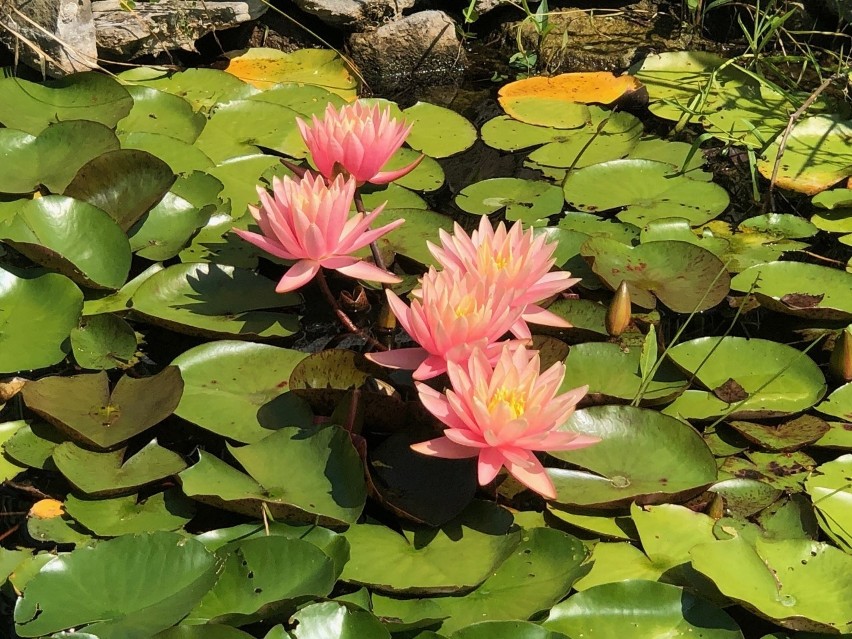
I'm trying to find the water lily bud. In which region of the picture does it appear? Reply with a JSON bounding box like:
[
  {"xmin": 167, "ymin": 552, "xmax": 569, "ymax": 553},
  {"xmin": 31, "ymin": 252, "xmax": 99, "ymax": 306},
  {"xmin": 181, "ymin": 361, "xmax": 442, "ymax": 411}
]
[
  {"xmin": 605, "ymin": 281, "xmax": 632, "ymax": 337},
  {"xmin": 830, "ymin": 326, "xmax": 852, "ymax": 382}
]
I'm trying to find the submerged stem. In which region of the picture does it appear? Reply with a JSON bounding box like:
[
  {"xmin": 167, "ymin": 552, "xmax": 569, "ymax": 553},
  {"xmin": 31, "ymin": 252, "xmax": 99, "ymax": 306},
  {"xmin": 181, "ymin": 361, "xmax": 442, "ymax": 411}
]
[{"xmin": 315, "ymin": 268, "xmax": 388, "ymax": 351}]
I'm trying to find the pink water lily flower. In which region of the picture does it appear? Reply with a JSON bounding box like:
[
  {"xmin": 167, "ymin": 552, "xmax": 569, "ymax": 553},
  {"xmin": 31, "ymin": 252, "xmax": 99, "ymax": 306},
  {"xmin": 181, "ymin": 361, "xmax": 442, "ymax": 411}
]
[
  {"xmin": 297, "ymin": 102, "xmax": 423, "ymax": 185},
  {"xmin": 428, "ymin": 217, "xmax": 581, "ymax": 339},
  {"xmin": 412, "ymin": 344, "xmax": 598, "ymax": 499},
  {"xmin": 233, "ymin": 173, "xmax": 403, "ymax": 293},
  {"xmin": 366, "ymin": 268, "xmax": 524, "ymax": 380}
]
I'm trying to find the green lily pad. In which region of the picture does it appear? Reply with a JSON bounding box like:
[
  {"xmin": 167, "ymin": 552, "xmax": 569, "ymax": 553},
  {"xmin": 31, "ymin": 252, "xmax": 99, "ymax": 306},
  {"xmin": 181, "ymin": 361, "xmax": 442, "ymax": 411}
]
[
  {"xmin": 564, "ymin": 159, "xmax": 730, "ymax": 226},
  {"xmin": 26, "ymin": 512, "xmax": 93, "ymax": 547},
  {"xmin": 690, "ymin": 535, "xmax": 852, "ymax": 633},
  {"xmin": 527, "ymin": 111, "xmax": 643, "ymax": 170},
  {"xmin": 816, "ymin": 383, "xmax": 852, "ymax": 420},
  {"xmin": 451, "ymin": 621, "xmax": 568, "ymax": 639},
  {"xmin": 665, "ymin": 337, "xmax": 826, "ymax": 419},
  {"xmin": 63, "ymin": 149, "xmax": 177, "ymax": 231},
  {"xmin": 83, "ymin": 263, "xmax": 164, "ymax": 315},
  {"xmin": 52, "ymin": 439, "xmax": 187, "ymax": 496},
  {"xmin": 121, "ymin": 67, "xmax": 256, "ymax": 112},
  {"xmin": 65, "ymin": 490, "xmax": 196, "ymax": 537},
  {"xmin": 21, "ymin": 367, "xmax": 183, "ymax": 449},
  {"xmin": 292, "ymin": 601, "xmax": 390, "ymax": 639},
  {"xmin": 735, "ymin": 450, "xmax": 815, "ymax": 492},
  {"xmin": 188, "ymin": 535, "xmax": 337, "ymax": 625},
  {"xmin": 698, "ymin": 221, "xmax": 808, "ymax": 273},
  {"xmin": 205, "ymin": 153, "xmax": 291, "ymax": 220},
  {"xmin": 172, "ymin": 340, "xmax": 311, "ymax": 443},
  {"xmin": 813, "ymin": 420, "xmax": 852, "ymax": 449},
  {"xmin": 0, "ymin": 420, "xmax": 27, "ymax": 481},
  {"xmin": 0, "ymin": 121, "xmax": 120, "ymax": 194},
  {"xmin": 2, "ymin": 421, "xmax": 65, "ymax": 470},
  {"xmin": 481, "ymin": 116, "xmax": 567, "ymax": 151},
  {"xmin": 248, "ymin": 82, "xmax": 346, "ymax": 115},
  {"xmin": 739, "ymin": 214, "xmax": 818, "ymax": 239},
  {"xmin": 371, "ymin": 527, "xmax": 588, "ymax": 635},
  {"xmin": 560, "ymin": 342, "xmax": 688, "ymax": 405},
  {"xmin": 539, "ymin": 298, "xmax": 608, "ymax": 339},
  {"xmin": 358, "ymin": 183, "xmax": 427, "ymax": 211},
  {"xmin": 758, "ymin": 115, "xmax": 852, "ymax": 195},
  {"xmin": 499, "ymin": 96, "xmax": 590, "ymax": 129},
  {"xmin": 13, "ymin": 532, "xmax": 219, "ymax": 638},
  {"xmin": 70, "ymin": 314, "xmax": 138, "ymax": 370},
  {"xmin": 580, "ymin": 237, "xmax": 730, "ymax": 312},
  {"xmin": 120, "ymin": 131, "xmax": 215, "ymax": 175},
  {"xmin": 455, "ymin": 178, "xmax": 563, "ymax": 224},
  {"xmin": 546, "ymin": 504, "xmax": 637, "ymax": 540},
  {"xmin": 341, "ymin": 501, "xmax": 519, "ymax": 595},
  {"xmin": 360, "ymin": 207, "xmax": 451, "ymax": 267},
  {"xmin": 0, "ymin": 266, "xmax": 82, "ymax": 373},
  {"xmin": 0, "ymin": 72, "xmax": 133, "ymax": 135},
  {"xmin": 699, "ymin": 84, "xmax": 793, "ymax": 150},
  {"xmin": 131, "ymin": 262, "xmax": 301, "ymax": 339},
  {"xmin": 572, "ymin": 542, "xmax": 664, "ymax": 590},
  {"xmin": 1, "ymin": 195, "xmax": 131, "ymax": 289},
  {"xmin": 811, "ymin": 188, "xmax": 852, "ymax": 242},
  {"xmin": 117, "ymin": 86, "xmax": 206, "ymax": 143},
  {"xmin": 543, "ymin": 580, "xmax": 743, "ymax": 639},
  {"xmin": 548, "ymin": 405, "xmax": 717, "ymax": 507},
  {"xmin": 403, "ymin": 102, "xmax": 477, "ymax": 158},
  {"xmin": 179, "ymin": 426, "xmax": 366, "ymax": 525},
  {"xmin": 195, "ymin": 100, "xmax": 305, "ymax": 162},
  {"xmin": 805, "ymin": 455, "xmax": 852, "ymax": 552},
  {"xmin": 384, "ymin": 148, "xmax": 445, "ymax": 192},
  {"xmin": 727, "ymin": 415, "xmax": 830, "ymax": 452},
  {"xmin": 558, "ymin": 212, "xmax": 639, "ymax": 244},
  {"xmin": 627, "ymin": 138, "xmax": 711, "ymax": 180},
  {"xmin": 757, "ymin": 494, "xmax": 820, "ymax": 541},
  {"xmin": 154, "ymin": 626, "xmax": 255, "ymax": 639},
  {"xmin": 731, "ymin": 262, "xmax": 852, "ymax": 320},
  {"xmin": 640, "ymin": 217, "xmax": 731, "ymax": 256}
]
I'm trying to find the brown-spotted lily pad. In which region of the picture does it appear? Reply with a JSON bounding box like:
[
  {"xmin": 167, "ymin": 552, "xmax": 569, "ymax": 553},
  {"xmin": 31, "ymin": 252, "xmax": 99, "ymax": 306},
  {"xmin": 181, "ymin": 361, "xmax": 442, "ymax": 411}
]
[
  {"xmin": 580, "ymin": 237, "xmax": 730, "ymax": 312},
  {"xmin": 727, "ymin": 415, "xmax": 830, "ymax": 452}
]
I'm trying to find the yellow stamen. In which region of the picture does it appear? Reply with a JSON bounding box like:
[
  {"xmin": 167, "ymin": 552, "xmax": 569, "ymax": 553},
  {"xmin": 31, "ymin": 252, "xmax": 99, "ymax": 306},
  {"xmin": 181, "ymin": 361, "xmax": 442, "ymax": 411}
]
[{"xmin": 489, "ymin": 387, "xmax": 526, "ymax": 419}]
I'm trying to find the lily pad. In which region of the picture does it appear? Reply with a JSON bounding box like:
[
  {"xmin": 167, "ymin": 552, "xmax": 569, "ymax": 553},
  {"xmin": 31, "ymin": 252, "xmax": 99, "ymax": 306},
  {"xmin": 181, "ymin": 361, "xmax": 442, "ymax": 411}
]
[
  {"xmin": 0, "ymin": 266, "xmax": 83, "ymax": 373},
  {"xmin": 13, "ymin": 532, "xmax": 219, "ymax": 638},
  {"xmin": 709, "ymin": 478, "xmax": 783, "ymax": 518},
  {"xmin": 65, "ymin": 490, "xmax": 196, "ymax": 537},
  {"xmin": 2, "ymin": 421, "xmax": 65, "ymax": 470},
  {"xmin": 731, "ymin": 262, "xmax": 852, "ymax": 320},
  {"xmin": 580, "ymin": 237, "xmax": 730, "ymax": 312},
  {"xmin": 0, "ymin": 420, "xmax": 27, "ymax": 481},
  {"xmin": 403, "ymin": 102, "xmax": 477, "ymax": 158},
  {"xmin": 548, "ymin": 405, "xmax": 717, "ymax": 507},
  {"xmin": 188, "ymin": 535, "xmax": 338, "ymax": 625},
  {"xmin": 371, "ymin": 527, "xmax": 588, "ymax": 635},
  {"xmin": 690, "ymin": 535, "xmax": 852, "ymax": 633},
  {"xmin": 739, "ymin": 214, "xmax": 818, "ymax": 239},
  {"xmin": 179, "ymin": 426, "xmax": 366, "ymax": 525},
  {"xmin": 451, "ymin": 621, "xmax": 568, "ymax": 639},
  {"xmin": 560, "ymin": 342, "xmax": 688, "ymax": 405},
  {"xmin": 455, "ymin": 178, "xmax": 563, "ymax": 224},
  {"xmin": 70, "ymin": 314, "xmax": 138, "ymax": 370},
  {"xmin": 52, "ymin": 439, "xmax": 187, "ymax": 496},
  {"xmin": 727, "ymin": 415, "xmax": 830, "ymax": 452},
  {"xmin": 120, "ymin": 131, "xmax": 215, "ymax": 175},
  {"xmin": 21, "ymin": 367, "xmax": 183, "ymax": 449},
  {"xmin": 172, "ymin": 340, "xmax": 311, "ymax": 443},
  {"xmin": 117, "ymin": 86, "xmax": 207, "ymax": 143},
  {"xmin": 546, "ymin": 504, "xmax": 637, "ymax": 540},
  {"xmin": 758, "ymin": 115, "xmax": 852, "ymax": 195},
  {"xmin": 481, "ymin": 116, "xmax": 567, "ymax": 151},
  {"xmin": 804, "ymin": 455, "xmax": 852, "ymax": 552},
  {"xmin": 0, "ymin": 72, "xmax": 133, "ymax": 135},
  {"xmin": 122, "ymin": 67, "xmax": 256, "ymax": 112},
  {"xmin": 665, "ymin": 337, "xmax": 826, "ymax": 420},
  {"xmin": 341, "ymin": 501, "xmax": 519, "ymax": 595},
  {"xmin": 0, "ymin": 121, "xmax": 120, "ymax": 194},
  {"xmin": 291, "ymin": 601, "xmax": 389, "ymax": 639},
  {"xmin": 543, "ymin": 580, "xmax": 743, "ymax": 639},
  {"xmin": 564, "ymin": 159, "xmax": 729, "ymax": 226},
  {"xmin": 384, "ymin": 148, "xmax": 445, "ymax": 192},
  {"xmin": 64, "ymin": 149, "xmax": 177, "ymax": 231},
  {"xmin": 131, "ymin": 262, "xmax": 301, "ymax": 339},
  {"xmin": 359, "ymin": 207, "xmax": 451, "ymax": 267},
  {"xmin": 224, "ymin": 48, "xmax": 358, "ymax": 99},
  {"xmin": 1, "ymin": 195, "xmax": 132, "ymax": 289}
]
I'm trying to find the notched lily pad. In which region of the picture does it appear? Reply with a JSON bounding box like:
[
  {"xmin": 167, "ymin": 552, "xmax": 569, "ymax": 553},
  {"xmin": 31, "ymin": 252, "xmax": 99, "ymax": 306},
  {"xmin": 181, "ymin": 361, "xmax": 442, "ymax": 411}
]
[
  {"xmin": 21, "ymin": 367, "xmax": 183, "ymax": 449},
  {"xmin": 455, "ymin": 178, "xmax": 563, "ymax": 225},
  {"xmin": 727, "ymin": 415, "xmax": 830, "ymax": 452}
]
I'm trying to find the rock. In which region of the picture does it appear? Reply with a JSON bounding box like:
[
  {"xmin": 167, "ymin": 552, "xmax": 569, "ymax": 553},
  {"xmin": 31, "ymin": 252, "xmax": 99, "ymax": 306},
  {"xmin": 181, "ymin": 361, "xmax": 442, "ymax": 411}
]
[
  {"xmin": 92, "ymin": 0, "xmax": 268, "ymax": 59},
  {"xmin": 348, "ymin": 10, "xmax": 466, "ymax": 94},
  {"xmin": 475, "ymin": 0, "xmax": 512, "ymax": 16},
  {"xmin": 291, "ymin": 0, "xmax": 418, "ymax": 29},
  {"xmin": 0, "ymin": 0, "xmax": 98, "ymax": 76}
]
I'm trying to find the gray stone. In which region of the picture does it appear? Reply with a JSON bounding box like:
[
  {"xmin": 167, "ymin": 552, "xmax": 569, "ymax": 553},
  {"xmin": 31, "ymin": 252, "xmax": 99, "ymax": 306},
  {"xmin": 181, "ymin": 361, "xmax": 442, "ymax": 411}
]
[
  {"xmin": 92, "ymin": 0, "xmax": 267, "ymax": 59},
  {"xmin": 0, "ymin": 0, "xmax": 98, "ymax": 76},
  {"xmin": 348, "ymin": 10, "xmax": 466, "ymax": 93},
  {"xmin": 291, "ymin": 0, "xmax": 417, "ymax": 28}
]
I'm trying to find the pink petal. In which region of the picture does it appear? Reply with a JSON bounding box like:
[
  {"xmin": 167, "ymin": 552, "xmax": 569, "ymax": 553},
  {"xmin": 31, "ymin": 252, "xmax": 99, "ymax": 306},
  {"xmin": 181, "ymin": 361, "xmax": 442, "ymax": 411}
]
[
  {"xmin": 413, "ymin": 355, "xmax": 449, "ymax": 380},
  {"xmin": 411, "ymin": 436, "xmax": 479, "ymax": 459},
  {"xmin": 415, "ymin": 383, "xmax": 468, "ymax": 431},
  {"xmin": 477, "ymin": 447, "xmax": 505, "ymax": 485},
  {"xmin": 232, "ymin": 229, "xmax": 297, "ymax": 261},
  {"xmin": 331, "ymin": 259, "xmax": 401, "ymax": 284},
  {"xmin": 531, "ymin": 432, "xmax": 600, "ymax": 451},
  {"xmin": 504, "ymin": 451, "xmax": 556, "ymax": 499},
  {"xmin": 444, "ymin": 428, "xmax": 488, "ymax": 448},
  {"xmin": 365, "ymin": 347, "xmax": 428, "ymax": 371},
  {"xmin": 276, "ymin": 260, "xmax": 319, "ymax": 293},
  {"xmin": 509, "ymin": 318, "xmax": 532, "ymax": 340},
  {"xmin": 521, "ymin": 305, "xmax": 573, "ymax": 328},
  {"xmin": 370, "ymin": 154, "xmax": 425, "ymax": 185}
]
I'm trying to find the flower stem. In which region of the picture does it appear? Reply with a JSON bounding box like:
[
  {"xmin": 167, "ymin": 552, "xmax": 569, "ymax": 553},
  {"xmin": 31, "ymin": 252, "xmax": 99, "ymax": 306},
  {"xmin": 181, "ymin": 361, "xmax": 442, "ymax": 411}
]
[
  {"xmin": 315, "ymin": 268, "xmax": 388, "ymax": 351},
  {"xmin": 353, "ymin": 190, "xmax": 397, "ymax": 346}
]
